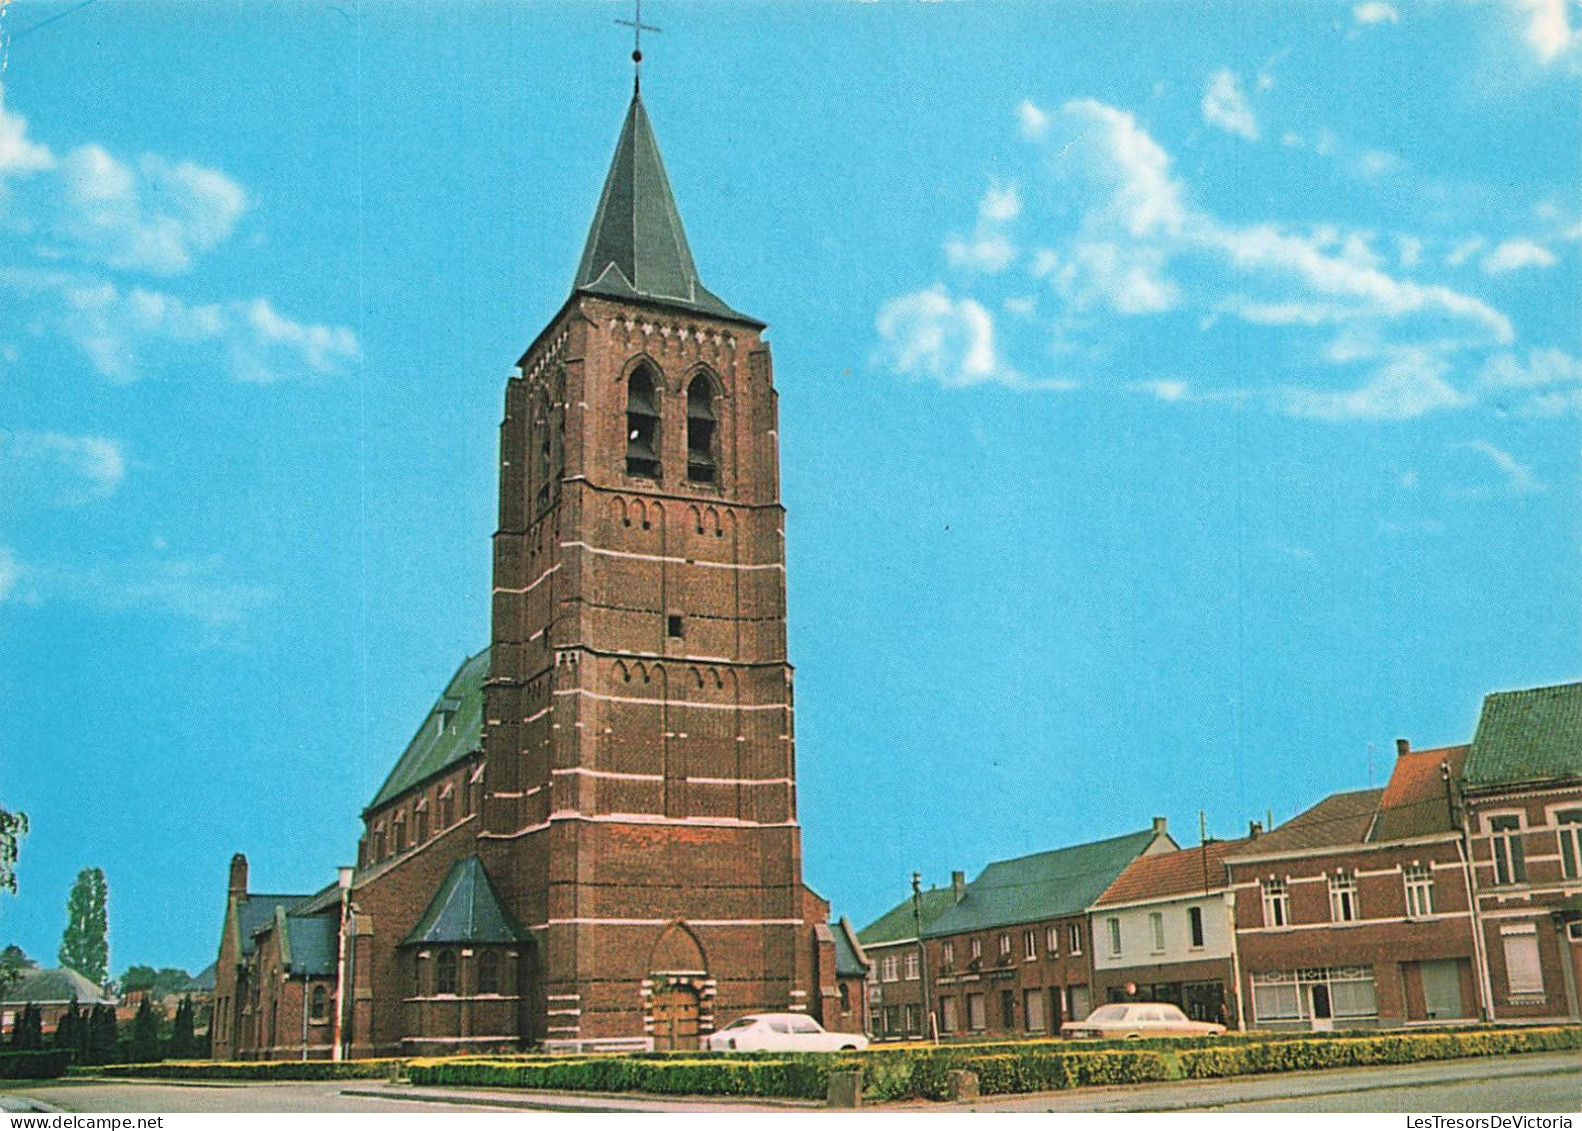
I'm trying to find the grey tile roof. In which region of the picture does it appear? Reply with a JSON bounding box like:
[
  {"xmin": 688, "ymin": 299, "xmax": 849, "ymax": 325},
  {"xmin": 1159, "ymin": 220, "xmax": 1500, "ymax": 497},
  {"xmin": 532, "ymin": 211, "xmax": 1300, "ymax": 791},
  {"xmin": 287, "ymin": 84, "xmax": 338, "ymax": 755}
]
[
  {"xmin": 402, "ymin": 856, "xmax": 527, "ymax": 946},
  {"xmin": 281, "ymin": 914, "xmax": 339, "ymax": 977},
  {"xmin": 574, "ymin": 92, "xmax": 758, "ymax": 326},
  {"xmin": 368, "ymin": 648, "xmax": 488, "ymax": 812},
  {"xmin": 237, "ymin": 893, "xmax": 315, "ymax": 957},
  {"xmin": 0, "ymin": 966, "xmax": 113, "ymax": 1006},
  {"xmin": 857, "ymin": 887, "xmax": 958, "ymax": 947},
  {"xmin": 833, "ymin": 917, "xmax": 869, "ymax": 979}
]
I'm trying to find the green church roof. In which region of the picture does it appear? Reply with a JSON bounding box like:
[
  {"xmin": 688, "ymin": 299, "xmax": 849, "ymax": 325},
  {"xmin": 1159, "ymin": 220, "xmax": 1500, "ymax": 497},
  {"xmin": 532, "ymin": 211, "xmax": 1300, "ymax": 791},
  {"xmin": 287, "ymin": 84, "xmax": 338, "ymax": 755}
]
[
  {"xmin": 368, "ymin": 648, "xmax": 489, "ymax": 812},
  {"xmin": 924, "ymin": 828, "xmax": 1168, "ymax": 938},
  {"xmin": 1464, "ymin": 681, "xmax": 1582, "ymax": 789},
  {"xmin": 574, "ymin": 92, "xmax": 757, "ymax": 326},
  {"xmin": 402, "ymin": 856, "xmax": 527, "ymax": 947}
]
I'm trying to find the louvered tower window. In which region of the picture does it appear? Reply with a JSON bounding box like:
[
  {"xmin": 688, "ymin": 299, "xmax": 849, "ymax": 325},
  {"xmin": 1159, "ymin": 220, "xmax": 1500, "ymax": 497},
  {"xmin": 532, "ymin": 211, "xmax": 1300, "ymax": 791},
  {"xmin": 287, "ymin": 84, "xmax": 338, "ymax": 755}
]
[
  {"xmin": 686, "ymin": 375, "xmax": 716, "ymax": 484},
  {"xmin": 626, "ymin": 366, "xmax": 661, "ymax": 478}
]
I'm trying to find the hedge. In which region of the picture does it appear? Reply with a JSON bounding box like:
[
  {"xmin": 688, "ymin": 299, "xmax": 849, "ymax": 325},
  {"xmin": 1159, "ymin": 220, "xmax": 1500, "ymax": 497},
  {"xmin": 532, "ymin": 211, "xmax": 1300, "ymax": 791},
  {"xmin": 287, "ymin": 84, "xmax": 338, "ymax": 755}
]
[
  {"xmin": 1179, "ymin": 1026, "xmax": 1582, "ymax": 1079},
  {"xmin": 407, "ymin": 1056, "xmax": 832, "ymax": 1099},
  {"xmin": 95, "ymin": 1059, "xmax": 402, "ymax": 1081},
  {"xmin": 856, "ymin": 1048, "xmax": 1169, "ymax": 1101},
  {"xmin": 0, "ymin": 1050, "xmax": 71, "ymax": 1080}
]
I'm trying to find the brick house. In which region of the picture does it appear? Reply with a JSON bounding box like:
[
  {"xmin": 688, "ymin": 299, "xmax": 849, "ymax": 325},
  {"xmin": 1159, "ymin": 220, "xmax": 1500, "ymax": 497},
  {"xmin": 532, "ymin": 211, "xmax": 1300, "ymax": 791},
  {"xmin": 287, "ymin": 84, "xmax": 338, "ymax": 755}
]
[
  {"xmin": 857, "ymin": 880, "xmax": 960, "ymax": 1041},
  {"xmin": 1089, "ymin": 837, "xmax": 1254, "ymax": 1027},
  {"xmin": 1226, "ymin": 742, "xmax": 1481, "ymax": 1031},
  {"xmin": 922, "ymin": 823, "xmax": 1176, "ymax": 1040},
  {"xmin": 0, "ymin": 966, "xmax": 114, "ymax": 1039},
  {"xmin": 1460, "ymin": 682, "xmax": 1582, "ymax": 1023},
  {"xmin": 213, "ymin": 87, "xmax": 838, "ymax": 1058}
]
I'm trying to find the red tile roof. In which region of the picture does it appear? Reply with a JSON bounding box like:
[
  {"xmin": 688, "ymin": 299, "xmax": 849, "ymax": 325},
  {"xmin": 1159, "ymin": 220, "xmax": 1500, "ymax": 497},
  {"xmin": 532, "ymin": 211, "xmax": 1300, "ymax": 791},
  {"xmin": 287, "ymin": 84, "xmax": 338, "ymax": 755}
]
[
  {"xmin": 1371, "ymin": 744, "xmax": 1470, "ymax": 841},
  {"xmin": 1094, "ymin": 838, "xmax": 1255, "ymax": 907},
  {"xmin": 1225, "ymin": 788, "xmax": 1384, "ymax": 858}
]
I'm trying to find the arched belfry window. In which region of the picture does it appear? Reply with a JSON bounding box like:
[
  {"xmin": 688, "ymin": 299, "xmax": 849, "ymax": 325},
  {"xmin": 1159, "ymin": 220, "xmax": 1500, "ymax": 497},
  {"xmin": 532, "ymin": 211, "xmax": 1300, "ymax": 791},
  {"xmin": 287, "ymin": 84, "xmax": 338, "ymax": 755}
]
[
  {"xmin": 626, "ymin": 366, "xmax": 661, "ymax": 479},
  {"xmin": 686, "ymin": 375, "xmax": 717, "ymax": 485},
  {"xmin": 534, "ymin": 405, "xmax": 553, "ymax": 510}
]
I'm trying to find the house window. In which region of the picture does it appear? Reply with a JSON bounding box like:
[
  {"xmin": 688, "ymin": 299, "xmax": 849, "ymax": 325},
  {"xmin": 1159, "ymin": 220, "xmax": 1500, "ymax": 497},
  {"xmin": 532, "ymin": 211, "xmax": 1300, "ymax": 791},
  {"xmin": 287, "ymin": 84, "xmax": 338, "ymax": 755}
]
[
  {"xmin": 903, "ymin": 952, "xmax": 920, "ymax": 981},
  {"xmin": 1490, "ymin": 815, "xmax": 1526, "ymax": 885},
  {"xmin": 415, "ymin": 806, "xmax": 429, "ymax": 845},
  {"xmin": 392, "ymin": 816, "xmax": 407, "ymax": 853},
  {"xmin": 838, "ymin": 982, "xmax": 852, "ymax": 1012},
  {"xmin": 966, "ymin": 993, "xmax": 986, "ymax": 1031},
  {"xmin": 373, "ymin": 826, "xmax": 386, "ymax": 860},
  {"xmin": 1000, "ymin": 989, "xmax": 1016, "ymax": 1030},
  {"xmin": 902, "ymin": 1003, "xmax": 919, "ymax": 1034},
  {"xmin": 310, "ymin": 985, "xmax": 328, "ymax": 1021},
  {"xmin": 1024, "ymin": 988, "xmax": 1046, "ymax": 1032},
  {"xmin": 1068, "ymin": 924, "xmax": 1083, "ymax": 955},
  {"xmin": 1024, "ymin": 930, "xmax": 1037, "ymax": 960},
  {"xmin": 1501, "ymin": 925, "xmax": 1544, "ymax": 997},
  {"xmin": 1404, "ymin": 863, "xmax": 1435, "ymax": 917},
  {"xmin": 439, "ymin": 790, "xmax": 454, "ymax": 830},
  {"xmin": 970, "ymin": 937, "xmax": 982, "ymax": 962},
  {"xmin": 625, "ymin": 366, "xmax": 661, "ymax": 479},
  {"xmin": 940, "ymin": 996, "xmax": 958, "ymax": 1033},
  {"xmin": 1188, "ymin": 906, "xmax": 1205, "ymax": 949},
  {"xmin": 1262, "ymin": 878, "xmax": 1289, "ymax": 927},
  {"xmin": 435, "ymin": 950, "xmax": 459, "ymax": 996},
  {"xmin": 1329, "ymin": 872, "xmax": 1359, "ymax": 922},
  {"xmin": 998, "ymin": 933, "xmax": 1012, "ymax": 959},
  {"xmin": 881, "ymin": 954, "xmax": 899, "ymax": 983},
  {"xmin": 1046, "ymin": 926, "xmax": 1059, "ymax": 956},
  {"xmin": 1557, "ymin": 809, "xmax": 1582, "ymax": 880},
  {"xmin": 667, "ymin": 614, "xmax": 684, "ymax": 638},
  {"xmin": 477, "ymin": 949, "xmax": 501, "ymax": 995},
  {"xmin": 942, "ymin": 941, "xmax": 955, "ymax": 969},
  {"xmin": 1149, "ymin": 911, "xmax": 1165, "ymax": 953},
  {"xmin": 1107, "ymin": 917, "xmax": 1122, "ymax": 957},
  {"xmin": 685, "ymin": 375, "xmax": 717, "ymax": 485}
]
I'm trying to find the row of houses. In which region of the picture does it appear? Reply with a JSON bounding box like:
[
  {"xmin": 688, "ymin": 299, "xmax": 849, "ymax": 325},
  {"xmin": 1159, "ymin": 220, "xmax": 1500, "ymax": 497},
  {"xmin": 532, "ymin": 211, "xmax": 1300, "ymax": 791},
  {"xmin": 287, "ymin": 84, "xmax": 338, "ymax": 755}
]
[{"xmin": 850, "ymin": 681, "xmax": 1582, "ymax": 1040}]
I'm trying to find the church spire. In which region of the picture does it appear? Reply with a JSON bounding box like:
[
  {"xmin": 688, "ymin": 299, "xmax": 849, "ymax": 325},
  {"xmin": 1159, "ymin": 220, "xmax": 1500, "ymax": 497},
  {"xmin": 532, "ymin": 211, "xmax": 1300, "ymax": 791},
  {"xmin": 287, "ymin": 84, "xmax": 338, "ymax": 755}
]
[{"xmin": 572, "ymin": 92, "xmax": 751, "ymax": 323}]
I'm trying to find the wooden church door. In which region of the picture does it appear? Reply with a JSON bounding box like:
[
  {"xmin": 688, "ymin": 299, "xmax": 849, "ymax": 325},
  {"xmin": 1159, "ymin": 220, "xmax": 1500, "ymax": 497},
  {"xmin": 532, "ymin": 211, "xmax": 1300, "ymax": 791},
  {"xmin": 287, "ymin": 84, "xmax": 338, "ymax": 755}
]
[{"xmin": 651, "ymin": 985, "xmax": 700, "ymax": 1050}]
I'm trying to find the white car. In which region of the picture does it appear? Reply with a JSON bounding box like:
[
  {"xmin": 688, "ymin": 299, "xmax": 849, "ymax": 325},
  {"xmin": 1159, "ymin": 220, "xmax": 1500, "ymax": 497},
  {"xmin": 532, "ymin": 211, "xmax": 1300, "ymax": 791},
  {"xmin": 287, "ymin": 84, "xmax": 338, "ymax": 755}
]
[
  {"xmin": 705, "ymin": 1012, "xmax": 870, "ymax": 1052},
  {"xmin": 1060, "ymin": 1002, "xmax": 1227, "ymax": 1039}
]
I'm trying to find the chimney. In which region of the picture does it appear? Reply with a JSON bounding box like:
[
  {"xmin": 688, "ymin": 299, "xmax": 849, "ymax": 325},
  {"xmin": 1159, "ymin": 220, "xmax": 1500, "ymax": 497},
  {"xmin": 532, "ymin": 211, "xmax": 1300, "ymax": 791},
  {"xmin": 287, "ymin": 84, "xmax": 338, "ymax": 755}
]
[
  {"xmin": 228, "ymin": 853, "xmax": 249, "ymax": 897},
  {"xmin": 1396, "ymin": 738, "xmax": 1410, "ymax": 759},
  {"xmin": 1152, "ymin": 816, "xmax": 1168, "ymax": 837},
  {"xmin": 951, "ymin": 870, "xmax": 966, "ymax": 904},
  {"xmin": 1248, "ymin": 820, "xmax": 1263, "ymax": 840}
]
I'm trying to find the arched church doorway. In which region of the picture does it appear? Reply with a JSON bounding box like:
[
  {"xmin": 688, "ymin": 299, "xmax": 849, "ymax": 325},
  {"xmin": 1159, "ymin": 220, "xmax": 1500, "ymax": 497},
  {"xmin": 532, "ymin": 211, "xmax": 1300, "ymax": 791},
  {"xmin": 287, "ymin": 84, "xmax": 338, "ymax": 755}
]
[{"xmin": 651, "ymin": 984, "xmax": 700, "ymax": 1050}]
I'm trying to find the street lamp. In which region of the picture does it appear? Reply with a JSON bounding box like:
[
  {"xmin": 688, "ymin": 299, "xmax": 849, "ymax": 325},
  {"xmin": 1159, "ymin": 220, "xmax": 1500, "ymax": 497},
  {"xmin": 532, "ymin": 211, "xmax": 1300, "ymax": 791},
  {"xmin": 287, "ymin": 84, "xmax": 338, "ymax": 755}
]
[{"xmin": 911, "ymin": 872, "xmax": 935, "ymax": 1043}]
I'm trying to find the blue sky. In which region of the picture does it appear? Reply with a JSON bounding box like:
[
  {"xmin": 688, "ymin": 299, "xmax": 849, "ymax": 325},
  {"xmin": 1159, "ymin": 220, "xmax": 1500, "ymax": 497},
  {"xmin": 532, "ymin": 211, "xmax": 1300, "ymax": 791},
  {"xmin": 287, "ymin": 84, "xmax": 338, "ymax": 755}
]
[{"xmin": 0, "ymin": 0, "xmax": 1578, "ymax": 976}]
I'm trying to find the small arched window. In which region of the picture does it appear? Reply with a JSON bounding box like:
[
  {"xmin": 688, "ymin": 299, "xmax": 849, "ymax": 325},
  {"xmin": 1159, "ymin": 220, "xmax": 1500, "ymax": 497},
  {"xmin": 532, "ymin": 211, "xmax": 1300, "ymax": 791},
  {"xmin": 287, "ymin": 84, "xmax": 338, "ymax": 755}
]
[
  {"xmin": 626, "ymin": 366, "xmax": 661, "ymax": 478},
  {"xmin": 477, "ymin": 949, "xmax": 501, "ymax": 995},
  {"xmin": 686, "ymin": 375, "xmax": 716, "ymax": 485},
  {"xmin": 435, "ymin": 949, "xmax": 459, "ymax": 995},
  {"xmin": 310, "ymin": 984, "xmax": 328, "ymax": 1021}
]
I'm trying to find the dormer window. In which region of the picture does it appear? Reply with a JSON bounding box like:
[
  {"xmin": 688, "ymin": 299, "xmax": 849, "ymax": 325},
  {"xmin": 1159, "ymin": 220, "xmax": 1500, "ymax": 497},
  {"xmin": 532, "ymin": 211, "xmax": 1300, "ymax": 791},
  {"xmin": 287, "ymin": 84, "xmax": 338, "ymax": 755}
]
[
  {"xmin": 686, "ymin": 375, "xmax": 716, "ymax": 484},
  {"xmin": 626, "ymin": 366, "xmax": 661, "ymax": 479}
]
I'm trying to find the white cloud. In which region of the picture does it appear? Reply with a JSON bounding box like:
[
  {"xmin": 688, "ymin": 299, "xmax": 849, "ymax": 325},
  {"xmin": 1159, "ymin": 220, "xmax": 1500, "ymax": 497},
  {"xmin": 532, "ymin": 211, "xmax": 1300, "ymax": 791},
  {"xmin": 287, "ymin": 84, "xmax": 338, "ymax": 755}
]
[
  {"xmin": 1480, "ymin": 238, "xmax": 1558, "ymax": 274},
  {"xmin": 53, "ymin": 145, "xmax": 248, "ymax": 275},
  {"xmin": 0, "ymin": 83, "xmax": 54, "ymax": 177},
  {"xmin": 944, "ymin": 232, "xmax": 1016, "ymax": 273},
  {"xmin": 1448, "ymin": 439, "xmax": 1546, "ymax": 495},
  {"xmin": 1445, "ymin": 237, "xmax": 1487, "ymax": 267},
  {"xmin": 875, "ymin": 284, "xmax": 1008, "ymax": 388},
  {"xmin": 0, "ymin": 547, "xmax": 20, "ymax": 604},
  {"xmin": 1134, "ymin": 379, "xmax": 1192, "ymax": 402},
  {"xmin": 1201, "ymin": 70, "xmax": 1259, "ymax": 141},
  {"xmin": 1017, "ymin": 100, "xmax": 1049, "ymax": 139},
  {"xmin": 1059, "ymin": 240, "xmax": 1179, "ymax": 313},
  {"xmin": 54, "ymin": 278, "xmax": 359, "ymax": 383},
  {"xmin": 979, "ymin": 182, "xmax": 1021, "ymax": 223},
  {"xmin": 1353, "ymin": 2, "xmax": 1400, "ymax": 25},
  {"xmin": 1057, "ymin": 99, "xmax": 1187, "ymax": 238},
  {"xmin": 1281, "ymin": 348, "xmax": 1470, "ymax": 421},
  {"xmin": 1511, "ymin": 0, "xmax": 1582, "ymax": 66},
  {"xmin": 0, "ymin": 430, "xmax": 126, "ymax": 505},
  {"xmin": 1479, "ymin": 346, "xmax": 1582, "ymax": 389}
]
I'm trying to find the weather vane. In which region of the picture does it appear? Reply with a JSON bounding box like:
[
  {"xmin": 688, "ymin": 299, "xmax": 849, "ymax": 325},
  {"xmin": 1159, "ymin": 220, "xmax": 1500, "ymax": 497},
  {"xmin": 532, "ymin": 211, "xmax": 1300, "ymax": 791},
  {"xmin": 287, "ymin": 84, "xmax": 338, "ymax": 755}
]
[{"xmin": 615, "ymin": 0, "xmax": 661, "ymax": 92}]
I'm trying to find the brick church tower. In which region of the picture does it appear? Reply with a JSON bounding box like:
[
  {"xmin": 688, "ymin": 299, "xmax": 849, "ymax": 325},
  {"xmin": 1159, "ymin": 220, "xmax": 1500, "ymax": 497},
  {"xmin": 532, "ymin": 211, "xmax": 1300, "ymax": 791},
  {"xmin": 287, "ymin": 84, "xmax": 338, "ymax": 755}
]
[{"xmin": 479, "ymin": 88, "xmax": 821, "ymax": 1050}]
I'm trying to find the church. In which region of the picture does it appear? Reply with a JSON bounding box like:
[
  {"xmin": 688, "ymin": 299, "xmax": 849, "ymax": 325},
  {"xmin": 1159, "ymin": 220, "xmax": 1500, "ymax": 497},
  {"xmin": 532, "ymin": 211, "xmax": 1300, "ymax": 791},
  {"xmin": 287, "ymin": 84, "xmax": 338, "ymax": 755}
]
[{"xmin": 210, "ymin": 77, "xmax": 867, "ymax": 1058}]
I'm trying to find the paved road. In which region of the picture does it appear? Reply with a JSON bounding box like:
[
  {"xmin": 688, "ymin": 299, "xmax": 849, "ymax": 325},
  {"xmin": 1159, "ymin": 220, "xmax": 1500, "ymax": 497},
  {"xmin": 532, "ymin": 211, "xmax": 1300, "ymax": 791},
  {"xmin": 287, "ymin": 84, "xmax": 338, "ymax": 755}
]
[{"xmin": 5, "ymin": 1051, "xmax": 1578, "ymax": 1114}]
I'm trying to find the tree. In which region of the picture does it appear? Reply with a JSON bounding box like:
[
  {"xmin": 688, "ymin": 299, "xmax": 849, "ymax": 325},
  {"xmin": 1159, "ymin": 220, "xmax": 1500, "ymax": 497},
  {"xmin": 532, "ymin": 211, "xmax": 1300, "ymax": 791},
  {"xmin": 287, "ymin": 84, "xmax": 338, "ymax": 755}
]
[
  {"xmin": 86, "ymin": 1003, "xmax": 118, "ymax": 1065},
  {"xmin": 169, "ymin": 997, "xmax": 196, "ymax": 1059},
  {"xmin": 128, "ymin": 996, "xmax": 161, "ymax": 1063},
  {"xmin": 53, "ymin": 997, "xmax": 85, "ymax": 1060},
  {"xmin": 0, "ymin": 807, "xmax": 26, "ymax": 895},
  {"xmin": 11, "ymin": 1002, "xmax": 42, "ymax": 1050},
  {"xmin": 0, "ymin": 945, "xmax": 27, "ymax": 1001},
  {"xmin": 59, "ymin": 867, "xmax": 109, "ymax": 987}
]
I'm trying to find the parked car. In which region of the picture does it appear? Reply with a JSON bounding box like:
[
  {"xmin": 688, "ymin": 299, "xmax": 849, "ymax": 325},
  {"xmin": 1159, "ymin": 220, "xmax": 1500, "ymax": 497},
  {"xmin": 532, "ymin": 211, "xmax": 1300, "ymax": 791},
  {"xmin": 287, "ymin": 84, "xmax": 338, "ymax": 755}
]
[
  {"xmin": 704, "ymin": 1013, "xmax": 870, "ymax": 1052},
  {"xmin": 1060, "ymin": 1002, "xmax": 1227, "ymax": 1039}
]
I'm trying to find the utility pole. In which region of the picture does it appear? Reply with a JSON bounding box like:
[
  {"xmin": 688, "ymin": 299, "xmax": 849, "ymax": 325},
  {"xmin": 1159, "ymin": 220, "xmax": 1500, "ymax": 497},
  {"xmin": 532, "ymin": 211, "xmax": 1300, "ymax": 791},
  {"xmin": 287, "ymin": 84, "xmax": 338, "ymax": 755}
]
[{"xmin": 911, "ymin": 872, "xmax": 935, "ymax": 1043}]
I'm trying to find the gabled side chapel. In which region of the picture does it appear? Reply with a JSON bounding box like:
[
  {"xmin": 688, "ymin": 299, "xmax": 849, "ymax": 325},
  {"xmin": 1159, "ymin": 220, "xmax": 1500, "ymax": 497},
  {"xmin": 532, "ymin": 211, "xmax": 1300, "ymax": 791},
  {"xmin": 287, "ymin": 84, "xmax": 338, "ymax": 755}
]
[{"xmin": 211, "ymin": 85, "xmax": 856, "ymax": 1058}]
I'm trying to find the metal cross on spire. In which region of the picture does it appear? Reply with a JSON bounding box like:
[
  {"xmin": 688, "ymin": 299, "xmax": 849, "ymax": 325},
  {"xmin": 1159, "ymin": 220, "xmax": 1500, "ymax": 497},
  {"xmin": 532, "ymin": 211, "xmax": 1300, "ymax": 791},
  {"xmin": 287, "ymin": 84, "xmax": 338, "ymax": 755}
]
[{"xmin": 615, "ymin": 0, "xmax": 661, "ymax": 92}]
